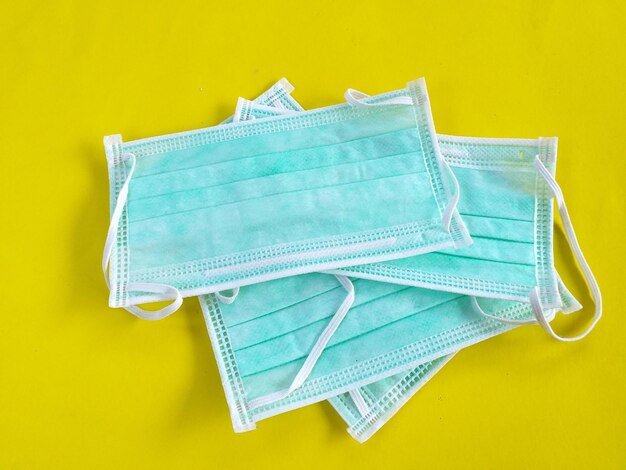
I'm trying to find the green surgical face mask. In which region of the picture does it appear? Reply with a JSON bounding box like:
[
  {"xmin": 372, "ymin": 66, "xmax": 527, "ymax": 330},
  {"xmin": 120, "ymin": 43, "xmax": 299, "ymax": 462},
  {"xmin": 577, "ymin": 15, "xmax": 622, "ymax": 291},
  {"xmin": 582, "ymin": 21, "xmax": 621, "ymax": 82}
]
[{"xmin": 102, "ymin": 78, "xmax": 469, "ymax": 319}]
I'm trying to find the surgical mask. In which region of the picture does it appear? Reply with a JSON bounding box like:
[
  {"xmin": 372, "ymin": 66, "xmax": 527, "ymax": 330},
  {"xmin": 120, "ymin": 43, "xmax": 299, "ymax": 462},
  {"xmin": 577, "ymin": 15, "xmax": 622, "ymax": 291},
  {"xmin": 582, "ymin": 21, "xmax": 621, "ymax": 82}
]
[
  {"xmin": 199, "ymin": 272, "xmax": 580, "ymax": 432},
  {"xmin": 237, "ymin": 97, "xmax": 601, "ymax": 342},
  {"xmin": 102, "ymin": 78, "xmax": 470, "ymax": 319}
]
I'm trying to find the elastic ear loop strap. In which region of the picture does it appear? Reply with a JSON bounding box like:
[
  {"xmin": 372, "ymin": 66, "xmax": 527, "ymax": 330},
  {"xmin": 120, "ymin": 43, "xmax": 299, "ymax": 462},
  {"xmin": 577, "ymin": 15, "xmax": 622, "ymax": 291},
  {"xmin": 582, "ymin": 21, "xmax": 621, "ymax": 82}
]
[
  {"xmin": 345, "ymin": 88, "xmax": 459, "ymax": 232},
  {"xmin": 438, "ymin": 156, "xmax": 460, "ymax": 232},
  {"xmin": 470, "ymin": 297, "xmax": 540, "ymax": 326},
  {"xmin": 102, "ymin": 153, "xmax": 182, "ymax": 320},
  {"xmin": 247, "ymin": 275, "xmax": 355, "ymax": 411},
  {"xmin": 345, "ymin": 88, "xmax": 414, "ymax": 107},
  {"xmin": 349, "ymin": 389, "xmax": 371, "ymax": 417},
  {"xmin": 471, "ymin": 157, "xmax": 601, "ymax": 341},
  {"xmin": 215, "ymin": 288, "xmax": 240, "ymax": 304},
  {"xmin": 529, "ymin": 156, "xmax": 602, "ymax": 341}
]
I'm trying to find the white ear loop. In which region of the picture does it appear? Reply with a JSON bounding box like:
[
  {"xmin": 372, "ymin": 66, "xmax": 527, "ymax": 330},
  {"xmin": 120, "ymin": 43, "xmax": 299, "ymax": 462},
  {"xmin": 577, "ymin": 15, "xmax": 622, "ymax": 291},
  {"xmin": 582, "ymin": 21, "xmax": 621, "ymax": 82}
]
[
  {"xmin": 215, "ymin": 288, "xmax": 240, "ymax": 304},
  {"xmin": 102, "ymin": 152, "xmax": 182, "ymax": 320},
  {"xmin": 528, "ymin": 156, "xmax": 602, "ymax": 341},
  {"xmin": 470, "ymin": 297, "xmax": 541, "ymax": 325},
  {"xmin": 344, "ymin": 88, "xmax": 413, "ymax": 107},
  {"xmin": 471, "ymin": 156, "xmax": 601, "ymax": 341},
  {"xmin": 349, "ymin": 389, "xmax": 371, "ymax": 417}
]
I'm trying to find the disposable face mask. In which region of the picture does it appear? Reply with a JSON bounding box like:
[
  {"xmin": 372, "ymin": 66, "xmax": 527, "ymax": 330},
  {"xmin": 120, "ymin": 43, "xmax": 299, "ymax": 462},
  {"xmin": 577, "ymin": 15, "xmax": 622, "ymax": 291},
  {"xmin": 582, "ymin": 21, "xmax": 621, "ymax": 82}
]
[
  {"xmin": 102, "ymin": 78, "xmax": 471, "ymax": 319},
  {"xmin": 237, "ymin": 97, "xmax": 601, "ymax": 342},
  {"xmin": 199, "ymin": 272, "xmax": 580, "ymax": 432}
]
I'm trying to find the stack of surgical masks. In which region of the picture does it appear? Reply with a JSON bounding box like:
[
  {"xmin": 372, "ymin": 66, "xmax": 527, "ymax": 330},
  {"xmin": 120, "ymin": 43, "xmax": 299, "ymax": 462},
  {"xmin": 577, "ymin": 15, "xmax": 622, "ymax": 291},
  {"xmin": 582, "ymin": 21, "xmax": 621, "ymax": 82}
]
[{"xmin": 102, "ymin": 77, "xmax": 601, "ymax": 442}]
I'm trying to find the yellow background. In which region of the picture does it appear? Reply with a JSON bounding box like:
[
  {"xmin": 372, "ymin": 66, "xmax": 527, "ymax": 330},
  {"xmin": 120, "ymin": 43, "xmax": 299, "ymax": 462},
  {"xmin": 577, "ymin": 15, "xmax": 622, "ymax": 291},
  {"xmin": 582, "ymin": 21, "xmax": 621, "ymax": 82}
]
[{"xmin": 1, "ymin": 0, "xmax": 624, "ymax": 468}]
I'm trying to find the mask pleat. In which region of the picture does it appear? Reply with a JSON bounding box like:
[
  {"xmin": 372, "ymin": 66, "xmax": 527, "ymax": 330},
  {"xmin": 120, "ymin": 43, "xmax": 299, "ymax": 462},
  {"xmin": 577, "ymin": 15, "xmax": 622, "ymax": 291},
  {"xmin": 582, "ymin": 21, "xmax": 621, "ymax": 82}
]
[
  {"xmin": 437, "ymin": 236, "xmax": 535, "ymax": 266},
  {"xmin": 460, "ymin": 214, "xmax": 534, "ymax": 243},
  {"xmin": 454, "ymin": 168, "xmax": 536, "ymax": 220},
  {"xmin": 228, "ymin": 287, "xmax": 348, "ymax": 351}
]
